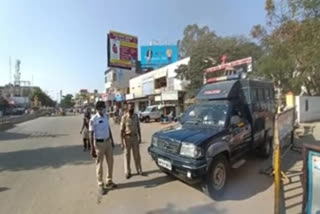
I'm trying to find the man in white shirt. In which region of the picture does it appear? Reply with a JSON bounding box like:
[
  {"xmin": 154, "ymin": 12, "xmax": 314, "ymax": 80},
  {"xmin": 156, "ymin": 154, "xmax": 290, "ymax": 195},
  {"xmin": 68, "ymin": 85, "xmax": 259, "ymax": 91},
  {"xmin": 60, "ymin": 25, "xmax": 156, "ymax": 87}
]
[{"xmin": 89, "ymin": 101, "xmax": 117, "ymax": 195}]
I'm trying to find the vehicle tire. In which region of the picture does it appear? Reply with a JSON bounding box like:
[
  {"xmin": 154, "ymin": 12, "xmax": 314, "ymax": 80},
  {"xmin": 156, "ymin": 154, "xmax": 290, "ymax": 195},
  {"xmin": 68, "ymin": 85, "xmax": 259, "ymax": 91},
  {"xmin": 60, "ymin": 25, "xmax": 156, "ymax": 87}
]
[
  {"xmin": 145, "ymin": 116, "xmax": 150, "ymax": 123},
  {"xmin": 259, "ymin": 136, "xmax": 273, "ymax": 159},
  {"xmin": 202, "ymin": 155, "xmax": 228, "ymax": 200},
  {"xmin": 155, "ymin": 118, "xmax": 160, "ymax": 122}
]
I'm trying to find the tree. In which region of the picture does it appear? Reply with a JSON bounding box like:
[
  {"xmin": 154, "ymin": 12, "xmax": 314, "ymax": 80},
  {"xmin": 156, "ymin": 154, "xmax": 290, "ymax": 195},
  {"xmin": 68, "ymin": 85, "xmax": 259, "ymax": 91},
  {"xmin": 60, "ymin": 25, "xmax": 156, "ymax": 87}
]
[
  {"xmin": 176, "ymin": 24, "xmax": 262, "ymax": 98},
  {"xmin": 30, "ymin": 88, "xmax": 55, "ymax": 107},
  {"xmin": 60, "ymin": 94, "xmax": 74, "ymax": 108},
  {"xmin": 252, "ymin": 0, "xmax": 320, "ymax": 95}
]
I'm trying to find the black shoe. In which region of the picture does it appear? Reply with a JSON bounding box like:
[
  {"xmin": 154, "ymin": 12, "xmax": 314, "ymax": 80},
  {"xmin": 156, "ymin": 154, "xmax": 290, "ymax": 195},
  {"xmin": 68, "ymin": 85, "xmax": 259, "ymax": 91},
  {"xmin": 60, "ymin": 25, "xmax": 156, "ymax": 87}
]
[
  {"xmin": 98, "ymin": 187, "xmax": 107, "ymax": 195},
  {"xmin": 126, "ymin": 173, "xmax": 131, "ymax": 179},
  {"xmin": 106, "ymin": 182, "xmax": 118, "ymax": 189}
]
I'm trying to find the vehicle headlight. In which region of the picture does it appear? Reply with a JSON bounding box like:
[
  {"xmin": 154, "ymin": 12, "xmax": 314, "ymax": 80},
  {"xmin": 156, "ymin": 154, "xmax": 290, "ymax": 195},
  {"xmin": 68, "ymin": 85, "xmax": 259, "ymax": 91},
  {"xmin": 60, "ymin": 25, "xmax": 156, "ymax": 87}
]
[
  {"xmin": 152, "ymin": 136, "xmax": 158, "ymax": 147},
  {"xmin": 180, "ymin": 143, "xmax": 203, "ymax": 158}
]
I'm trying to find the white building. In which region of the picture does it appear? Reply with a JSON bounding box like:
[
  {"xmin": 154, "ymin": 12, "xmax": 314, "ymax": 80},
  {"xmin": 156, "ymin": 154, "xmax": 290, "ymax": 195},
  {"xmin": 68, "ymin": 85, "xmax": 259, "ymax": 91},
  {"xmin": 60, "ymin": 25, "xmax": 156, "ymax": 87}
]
[
  {"xmin": 104, "ymin": 68, "xmax": 138, "ymax": 108},
  {"xmin": 126, "ymin": 57, "xmax": 190, "ymax": 115}
]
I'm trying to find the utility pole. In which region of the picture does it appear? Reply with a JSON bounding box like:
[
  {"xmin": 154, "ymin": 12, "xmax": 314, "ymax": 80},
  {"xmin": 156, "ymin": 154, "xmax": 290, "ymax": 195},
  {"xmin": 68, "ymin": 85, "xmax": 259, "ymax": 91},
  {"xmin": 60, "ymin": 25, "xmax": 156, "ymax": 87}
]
[{"xmin": 9, "ymin": 57, "xmax": 12, "ymax": 84}]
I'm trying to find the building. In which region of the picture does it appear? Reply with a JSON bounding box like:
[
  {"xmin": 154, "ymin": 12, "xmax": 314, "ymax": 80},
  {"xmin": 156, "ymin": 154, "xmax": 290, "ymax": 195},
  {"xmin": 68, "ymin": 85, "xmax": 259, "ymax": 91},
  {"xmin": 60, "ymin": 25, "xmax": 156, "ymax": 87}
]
[
  {"xmin": 0, "ymin": 84, "xmax": 40, "ymax": 107},
  {"xmin": 126, "ymin": 57, "xmax": 190, "ymax": 115},
  {"xmin": 104, "ymin": 68, "xmax": 138, "ymax": 110},
  {"xmin": 74, "ymin": 89, "xmax": 101, "ymax": 110}
]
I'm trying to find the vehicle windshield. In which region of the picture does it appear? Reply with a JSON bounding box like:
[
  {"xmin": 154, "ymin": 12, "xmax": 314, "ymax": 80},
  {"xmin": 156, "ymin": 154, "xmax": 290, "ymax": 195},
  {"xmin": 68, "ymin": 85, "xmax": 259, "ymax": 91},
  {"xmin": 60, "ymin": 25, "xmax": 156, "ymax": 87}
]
[
  {"xmin": 181, "ymin": 101, "xmax": 229, "ymax": 127},
  {"xmin": 144, "ymin": 106, "xmax": 155, "ymax": 113}
]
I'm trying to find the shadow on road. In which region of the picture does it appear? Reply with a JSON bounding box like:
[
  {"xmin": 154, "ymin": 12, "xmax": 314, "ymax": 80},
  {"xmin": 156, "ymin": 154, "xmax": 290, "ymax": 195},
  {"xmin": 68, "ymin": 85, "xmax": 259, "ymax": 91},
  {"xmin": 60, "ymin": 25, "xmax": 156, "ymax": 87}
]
[
  {"xmin": 0, "ymin": 145, "xmax": 93, "ymax": 172},
  {"xmin": 146, "ymin": 202, "xmax": 226, "ymax": 214},
  {"xmin": 0, "ymin": 187, "xmax": 10, "ymax": 192},
  {"xmin": 184, "ymin": 155, "xmax": 274, "ymax": 202},
  {"xmin": 117, "ymin": 175, "xmax": 174, "ymax": 189},
  {"xmin": 0, "ymin": 132, "xmax": 30, "ymax": 141},
  {"xmin": 0, "ymin": 131, "xmax": 69, "ymax": 141}
]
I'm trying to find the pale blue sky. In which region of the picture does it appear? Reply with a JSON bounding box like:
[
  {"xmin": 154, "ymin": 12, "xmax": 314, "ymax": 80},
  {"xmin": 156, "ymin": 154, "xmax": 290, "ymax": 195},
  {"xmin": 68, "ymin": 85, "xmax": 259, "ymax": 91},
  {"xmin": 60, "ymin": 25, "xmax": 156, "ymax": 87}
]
[{"xmin": 0, "ymin": 0, "xmax": 266, "ymax": 100}]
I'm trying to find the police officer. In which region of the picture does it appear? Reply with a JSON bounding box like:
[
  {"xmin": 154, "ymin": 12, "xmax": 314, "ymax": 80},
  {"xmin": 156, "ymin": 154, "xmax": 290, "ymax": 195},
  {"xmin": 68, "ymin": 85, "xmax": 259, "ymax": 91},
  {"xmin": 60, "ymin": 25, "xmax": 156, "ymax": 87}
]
[
  {"xmin": 89, "ymin": 101, "xmax": 117, "ymax": 195},
  {"xmin": 80, "ymin": 107, "xmax": 91, "ymax": 151},
  {"xmin": 120, "ymin": 103, "xmax": 143, "ymax": 179}
]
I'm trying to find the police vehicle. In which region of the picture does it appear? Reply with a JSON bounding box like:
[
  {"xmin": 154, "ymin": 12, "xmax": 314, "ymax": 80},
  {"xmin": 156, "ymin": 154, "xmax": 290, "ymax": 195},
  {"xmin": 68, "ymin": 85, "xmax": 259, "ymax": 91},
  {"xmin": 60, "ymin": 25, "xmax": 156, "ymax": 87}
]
[{"xmin": 148, "ymin": 57, "xmax": 276, "ymax": 199}]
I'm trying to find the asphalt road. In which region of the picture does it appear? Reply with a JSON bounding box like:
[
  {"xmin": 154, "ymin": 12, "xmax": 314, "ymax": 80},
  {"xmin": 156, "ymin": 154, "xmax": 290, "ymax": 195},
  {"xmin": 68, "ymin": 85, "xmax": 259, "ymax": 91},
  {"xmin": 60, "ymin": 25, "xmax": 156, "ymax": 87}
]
[{"xmin": 0, "ymin": 115, "xmax": 274, "ymax": 214}]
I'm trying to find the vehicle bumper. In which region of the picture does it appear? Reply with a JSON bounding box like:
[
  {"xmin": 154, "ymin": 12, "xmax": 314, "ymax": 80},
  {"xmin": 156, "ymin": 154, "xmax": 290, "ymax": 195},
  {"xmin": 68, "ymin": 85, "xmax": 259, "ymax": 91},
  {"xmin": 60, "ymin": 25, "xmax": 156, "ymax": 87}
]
[{"xmin": 148, "ymin": 146, "xmax": 208, "ymax": 184}]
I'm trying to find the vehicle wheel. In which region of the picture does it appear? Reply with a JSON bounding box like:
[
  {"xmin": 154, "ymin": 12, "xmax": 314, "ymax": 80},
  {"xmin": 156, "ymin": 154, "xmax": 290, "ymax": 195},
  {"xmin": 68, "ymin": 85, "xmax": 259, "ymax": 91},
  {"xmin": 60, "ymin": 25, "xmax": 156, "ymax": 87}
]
[
  {"xmin": 202, "ymin": 155, "xmax": 228, "ymax": 200},
  {"xmin": 145, "ymin": 116, "xmax": 150, "ymax": 123},
  {"xmin": 259, "ymin": 137, "xmax": 273, "ymax": 158},
  {"xmin": 155, "ymin": 118, "xmax": 160, "ymax": 122}
]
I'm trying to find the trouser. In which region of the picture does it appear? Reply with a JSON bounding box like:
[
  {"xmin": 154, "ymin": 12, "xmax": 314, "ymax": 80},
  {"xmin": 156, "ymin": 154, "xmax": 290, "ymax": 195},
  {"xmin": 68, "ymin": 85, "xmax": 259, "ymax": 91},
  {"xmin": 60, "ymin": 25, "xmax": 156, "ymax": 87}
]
[
  {"xmin": 83, "ymin": 139, "xmax": 90, "ymax": 149},
  {"xmin": 82, "ymin": 129, "xmax": 90, "ymax": 149},
  {"xmin": 124, "ymin": 135, "xmax": 142, "ymax": 175},
  {"xmin": 95, "ymin": 139, "xmax": 113, "ymax": 187}
]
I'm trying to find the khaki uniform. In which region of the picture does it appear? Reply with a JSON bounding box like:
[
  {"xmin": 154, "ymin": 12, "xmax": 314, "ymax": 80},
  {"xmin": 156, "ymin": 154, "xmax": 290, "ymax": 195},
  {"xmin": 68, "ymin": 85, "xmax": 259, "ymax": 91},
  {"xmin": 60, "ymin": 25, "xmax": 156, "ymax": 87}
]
[
  {"xmin": 120, "ymin": 113, "xmax": 142, "ymax": 174},
  {"xmin": 95, "ymin": 139, "xmax": 113, "ymax": 186}
]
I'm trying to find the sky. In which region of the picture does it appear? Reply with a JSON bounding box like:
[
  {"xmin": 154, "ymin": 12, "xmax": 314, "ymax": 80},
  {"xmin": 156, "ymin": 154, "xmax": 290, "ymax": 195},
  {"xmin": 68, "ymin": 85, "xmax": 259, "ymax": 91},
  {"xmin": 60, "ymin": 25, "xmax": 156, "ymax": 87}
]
[{"xmin": 0, "ymin": 0, "xmax": 266, "ymax": 100}]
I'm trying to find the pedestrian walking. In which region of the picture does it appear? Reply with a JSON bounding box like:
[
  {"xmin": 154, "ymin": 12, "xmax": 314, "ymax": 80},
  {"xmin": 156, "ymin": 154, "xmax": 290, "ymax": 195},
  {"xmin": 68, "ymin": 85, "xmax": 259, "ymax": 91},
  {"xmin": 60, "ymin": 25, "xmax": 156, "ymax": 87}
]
[
  {"xmin": 80, "ymin": 107, "xmax": 91, "ymax": 151},
  {"xmin": 120, "ymin": 103, "xmax": 143, "ymax": 179},
  {"xmin": 89, "ymin": 101, "xmax": 117, "ymax": 195}
]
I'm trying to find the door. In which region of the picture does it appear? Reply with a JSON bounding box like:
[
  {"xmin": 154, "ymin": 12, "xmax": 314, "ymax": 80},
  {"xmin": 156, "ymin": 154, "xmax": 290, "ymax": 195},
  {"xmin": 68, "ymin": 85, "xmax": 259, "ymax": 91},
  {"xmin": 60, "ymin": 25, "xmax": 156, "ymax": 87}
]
[
  {"xmin": 150, "ymin": 107, "xmax": 159, "ymax": 119},
  {"xmin": 228, "ymin": 108, "xmax": 252, "ymax": 158}
]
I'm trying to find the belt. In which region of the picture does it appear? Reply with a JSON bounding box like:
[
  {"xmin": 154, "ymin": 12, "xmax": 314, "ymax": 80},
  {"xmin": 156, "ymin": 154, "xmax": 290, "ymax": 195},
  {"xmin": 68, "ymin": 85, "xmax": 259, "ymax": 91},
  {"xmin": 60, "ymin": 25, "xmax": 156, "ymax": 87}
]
[
  {"xmin": 125, "ymin": 133, "xmax": 137, "ymax": 137},
  {"xmin": 96, "ymin": 138, "xmax": 109, "ymax": 142}
]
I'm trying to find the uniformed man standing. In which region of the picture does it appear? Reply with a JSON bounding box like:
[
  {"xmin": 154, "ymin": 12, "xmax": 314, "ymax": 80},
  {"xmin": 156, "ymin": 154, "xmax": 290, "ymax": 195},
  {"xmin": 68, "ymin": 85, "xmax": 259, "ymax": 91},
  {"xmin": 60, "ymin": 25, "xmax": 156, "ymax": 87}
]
[
  {"xmin": 89, "ymin": 101, "xmax": 117, "ymax": 195},
  {"xmin": 80, "ymin": 107, "xmax": 91, "ymax": 151},
  {"xmin": 120, "ymin": 103, "xmax": 143, "ymax": 179}
]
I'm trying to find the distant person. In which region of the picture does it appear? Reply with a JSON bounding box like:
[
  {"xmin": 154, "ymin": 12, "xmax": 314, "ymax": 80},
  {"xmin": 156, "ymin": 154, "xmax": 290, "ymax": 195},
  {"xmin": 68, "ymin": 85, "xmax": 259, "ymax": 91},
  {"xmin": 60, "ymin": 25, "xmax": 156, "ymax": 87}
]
[
  {"xmin": 89, "ymin": 101, "xmax": 117, "ymax": 195},
  {"xmin": 120, "ymin": 103, "xmax": 143, "ymax": 179},
  {"xmin": 80, "ymin": 107, "xmax": 91, "ymax": 151}
]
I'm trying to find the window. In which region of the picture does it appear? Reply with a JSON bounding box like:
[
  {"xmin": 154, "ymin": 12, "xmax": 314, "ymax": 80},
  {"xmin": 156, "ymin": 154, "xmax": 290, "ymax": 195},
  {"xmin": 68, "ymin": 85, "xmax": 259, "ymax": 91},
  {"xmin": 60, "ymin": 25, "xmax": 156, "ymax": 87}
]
[
  {"xmin": 258, "ymin": 88, "xmax": 264, "ymax": 100},
  {"xmin": 252, "ymin": 88, "xmax": 258, "ymax": 102},
  {"xmin": 265, "ymin": 88, "xmax": 270, "ymax": 99},
  {"xmin": 113, "ymin": 72, "xmax": 117, "ymax": 81},
  {"xmin": 305, "ymin": 99, "xmax": 309, "ymax": 112},
  {"xmin": 154, "ymin": 77, "xmax": 167, "ymax": 89}
]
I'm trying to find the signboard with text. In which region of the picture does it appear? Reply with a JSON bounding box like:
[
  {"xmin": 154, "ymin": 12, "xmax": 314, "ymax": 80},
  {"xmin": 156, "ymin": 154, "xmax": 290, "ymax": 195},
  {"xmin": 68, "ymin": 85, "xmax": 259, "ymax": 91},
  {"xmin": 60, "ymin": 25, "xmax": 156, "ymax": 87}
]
[
  {"xmin": 303, "ymin": 144, "xmax": 320, "ymax": 214},
  {"xmin": 107, "ymin": 31, "xmax": 138, "ymax": 69}
]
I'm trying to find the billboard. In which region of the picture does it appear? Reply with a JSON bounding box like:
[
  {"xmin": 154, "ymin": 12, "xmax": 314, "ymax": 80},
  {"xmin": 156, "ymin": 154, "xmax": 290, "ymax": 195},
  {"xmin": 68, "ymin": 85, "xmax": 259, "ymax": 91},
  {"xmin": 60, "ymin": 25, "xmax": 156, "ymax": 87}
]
[
  {"xmin": 107, "ymin": 31, "xmax": 138, "ymax": 69},
  {"xmin": 140, "ymin": 45, "xmax": 178, "ymax": 69}
]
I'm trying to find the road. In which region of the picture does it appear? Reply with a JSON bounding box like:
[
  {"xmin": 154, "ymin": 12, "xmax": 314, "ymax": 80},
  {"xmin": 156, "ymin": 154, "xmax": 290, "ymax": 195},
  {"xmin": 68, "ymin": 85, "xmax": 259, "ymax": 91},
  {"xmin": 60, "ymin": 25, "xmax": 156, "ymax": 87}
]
[{"xmin": 0, "ymin": 115, "xmax": 274, "ymax": 214}]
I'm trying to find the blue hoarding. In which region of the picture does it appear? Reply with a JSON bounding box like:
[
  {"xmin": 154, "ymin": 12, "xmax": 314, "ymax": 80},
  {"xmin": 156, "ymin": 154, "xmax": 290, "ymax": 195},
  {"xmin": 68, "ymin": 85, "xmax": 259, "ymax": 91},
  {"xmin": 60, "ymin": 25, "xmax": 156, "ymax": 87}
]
[{"xmin": 140, "ymin": 45, "xmax": 178, "ymax": 69}]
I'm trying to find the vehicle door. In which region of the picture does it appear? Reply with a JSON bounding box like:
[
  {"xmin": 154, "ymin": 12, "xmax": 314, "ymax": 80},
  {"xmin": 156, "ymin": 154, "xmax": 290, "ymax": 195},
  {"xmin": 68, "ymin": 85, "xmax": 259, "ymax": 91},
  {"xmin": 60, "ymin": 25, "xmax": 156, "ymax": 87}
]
[
  {"xmin": 150, "ymin": 107, "xmax": 159, "ymax": 119},
  {"xmin": 228, "ymin": 107, "xmax": 252, "ymax": 158}
]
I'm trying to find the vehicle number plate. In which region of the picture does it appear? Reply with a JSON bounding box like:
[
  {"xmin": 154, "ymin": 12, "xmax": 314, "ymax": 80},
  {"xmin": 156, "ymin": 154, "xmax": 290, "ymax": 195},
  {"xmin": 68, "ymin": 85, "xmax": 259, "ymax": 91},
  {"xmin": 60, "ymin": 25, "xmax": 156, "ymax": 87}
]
[{"xmin": 158, "ymin": 158, "xmax": 172, "ymax": 171}]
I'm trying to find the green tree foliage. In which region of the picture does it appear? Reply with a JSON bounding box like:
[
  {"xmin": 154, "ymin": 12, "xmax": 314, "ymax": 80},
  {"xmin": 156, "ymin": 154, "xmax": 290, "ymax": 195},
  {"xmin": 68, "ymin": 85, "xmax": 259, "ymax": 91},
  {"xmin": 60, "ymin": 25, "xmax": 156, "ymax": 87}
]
[
  {"xmin": 30, "ymin": 88, "xmax": 55, "ymax": 107},
  {"xmin": 60, "ymin": 94, "xmax": 74, "ymax": 108},
  {"xmin": 252, "ymin": 0, "xmax": 320, "ymax": 95},
  {"xmin": 176, "ymin": 24, "xmax": 262, "ymax": 98}
]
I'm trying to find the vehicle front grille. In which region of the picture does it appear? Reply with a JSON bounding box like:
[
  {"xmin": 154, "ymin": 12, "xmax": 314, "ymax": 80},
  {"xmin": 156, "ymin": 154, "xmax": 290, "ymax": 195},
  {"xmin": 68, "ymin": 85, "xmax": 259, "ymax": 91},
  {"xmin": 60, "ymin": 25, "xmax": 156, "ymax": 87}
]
[{"xmin": 157, "ymin": 138, "xmax": 180, "ymax": 153}]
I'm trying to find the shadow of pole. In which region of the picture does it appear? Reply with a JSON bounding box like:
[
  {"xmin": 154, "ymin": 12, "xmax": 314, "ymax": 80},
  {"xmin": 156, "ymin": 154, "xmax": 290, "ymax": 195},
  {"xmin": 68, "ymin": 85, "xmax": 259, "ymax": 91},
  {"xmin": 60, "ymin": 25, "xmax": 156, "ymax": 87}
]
[{"xmin": 146, "ymin": 202, "xmax": 227, "ymax": 214}]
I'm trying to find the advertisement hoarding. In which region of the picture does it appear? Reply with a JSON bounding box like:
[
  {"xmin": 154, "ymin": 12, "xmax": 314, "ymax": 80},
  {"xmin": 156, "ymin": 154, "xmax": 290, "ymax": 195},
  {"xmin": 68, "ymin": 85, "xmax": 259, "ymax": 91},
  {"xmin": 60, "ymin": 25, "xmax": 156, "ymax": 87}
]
[
  {"xmin": 140, "ymin": 45, "xmax": 178, "ymax": 69},
  {"xmin": 107, "ymin": 31, "xmax": 138, "ymax": 69},
  {"xmin": 303, "ymin": 144, "xmax": 320, "ymax": 214}
]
